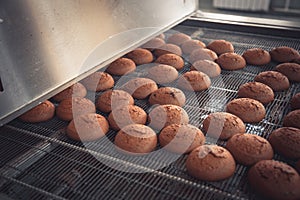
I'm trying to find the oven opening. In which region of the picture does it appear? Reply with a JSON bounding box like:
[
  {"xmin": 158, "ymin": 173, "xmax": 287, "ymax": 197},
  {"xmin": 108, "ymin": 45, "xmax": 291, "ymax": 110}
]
[{"xmin": 0, "ymin": 77, "xmax": 4, "ymax": 92}]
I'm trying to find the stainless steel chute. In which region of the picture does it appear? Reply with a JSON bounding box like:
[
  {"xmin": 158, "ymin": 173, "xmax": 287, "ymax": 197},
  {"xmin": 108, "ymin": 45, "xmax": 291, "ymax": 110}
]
[{"xmin": 0, "ymin": 0, "xmax": 197, "ymax": 125}]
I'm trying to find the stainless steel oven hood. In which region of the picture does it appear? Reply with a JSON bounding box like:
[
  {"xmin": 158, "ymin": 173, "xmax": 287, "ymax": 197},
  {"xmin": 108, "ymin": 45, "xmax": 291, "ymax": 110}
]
[{"xmin": 0, "ymin": 0, "xmax": 197, "ymax": 126}]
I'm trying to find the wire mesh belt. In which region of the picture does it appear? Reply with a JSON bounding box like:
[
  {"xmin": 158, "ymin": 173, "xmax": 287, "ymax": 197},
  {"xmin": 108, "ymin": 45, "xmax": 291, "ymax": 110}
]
[{"xmin": 1, "ymin": 23, "xmax": 300, "ymax": 200}]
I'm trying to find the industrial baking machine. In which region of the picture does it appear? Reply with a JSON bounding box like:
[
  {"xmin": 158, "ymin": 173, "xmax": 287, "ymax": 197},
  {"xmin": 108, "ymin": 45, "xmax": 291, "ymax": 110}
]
[{"xmin": 0, "ymin": 1, "xmax": 300, "ymax": 199}]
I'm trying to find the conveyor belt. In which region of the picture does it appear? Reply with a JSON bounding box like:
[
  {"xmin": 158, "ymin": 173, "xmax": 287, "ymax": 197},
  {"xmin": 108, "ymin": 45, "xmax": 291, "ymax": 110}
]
[{"xmin": 0, "ymin": 21, "xmax": 300, "ymax": 200}]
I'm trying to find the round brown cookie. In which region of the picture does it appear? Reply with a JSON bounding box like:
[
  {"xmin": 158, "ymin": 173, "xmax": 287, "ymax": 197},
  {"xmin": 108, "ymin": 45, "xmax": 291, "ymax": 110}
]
[
  {"xmin": 237, "ymin": 82, "xmax": 274, "ymax": 104},
  {"xmin": 126, "ymin": 48, "xmax": 153, "ymax": 65},
  {"xmin": 96, "ymin": 90, "xmax": 134, "ymax": 113},
  {"xmin": 114, "ymin": 124, "xmax": 157, "ymax": 155},
  {"xmin": 121, "ymin": 78, "xmax": 158, "ymax": 99},
  {"xmin": 216, "ymin": 53, "xmax": 246, "ymax": 70},
  {"xmin": 190, "ymin": 60, "xmax": 221, "ymax": 78},
  {"xmin": 19, "ymin": 100, "xmax": 55, "ymax": 123},
  {"xmin": 270, "ymin": 46, "xmax": 300, "ymax": 63},
  {"xmin": 108, "ymin": 105, "xmax": 147, "ymax": 131},
  {"xmin": 157, "ymin": 33, "xmax": 165, "ymax": 40},
  {"xmin": 292, "ymin": 56, "xmax": 300, "ymax": 64},
  {"xmin": 52, "ymin": 83, "xmax": 87, "ymax": 102},
  {"xmin": 202, "ymin": 112, "xmax": 246, "ymax": 140},
  {"xmin": 189, "ymin": 48, "xmax": 218, "ymax": 63},
  {"xmin": 242, "ymin": 48, "xmax": 271, "ymax": 66},
  {"xmin": 149, "ymin": 87, "xmax": 186, "ymax": 107},
  {"xmin": 106, "ymin": 58, "xmax": 136, "ymax": 76},
  {"xmin": 296, "ymin": 160, "xmax": 300, "ymax": 174},
  {"xmin": 226, "ymin": 98, "xmax": 266, "ymax": 123},
  {"xmin": 141, "ymin": 37, "xmax": 165, "ymax": 51},
  {"xmin": 248, "ymin": 160, "xmax": 300, "ymax": 200},
  {"xmin": 254, "ymin": 71, "xmax": 290, "ymax": 91},
  {"xmin": 181, "ymin": 39, "xmax": 206, "ymax": 55},
  {"xmin": 283, "ymin": 110, "xmax": 300, "ymax": 129},
  {"xmin": 186, "ymin": 145, "xmax": 236, "ymax": 181},
  {"xmin": 207, "ymin": 40, "xmax": 234, "ymax": 55},
  {"xmin": 177, "ymin": 71, "xmax": 211, "ymax": 92},
  {"xmin": 66, "ymin": 113, "xmax": 109, "ymax": 142},
  {"xmin": 147, "ymin": 64, "xmax": 178, "ymax": 84},
  {"xmin": 148, "ymin": 104, "xmax": 189, "ymax": 131},
  {"xmin": 275, "ymin": 62, "xmax": 300, "ymax": 82},
  {"xmin": 153, "ymin": 43, "xmax": 182, "ymax": 57},
  {"xmin": 56, "ymin": 97, "xmax": 96, "ymax": 121},
  {"xmin": 291, "ymin": 93, "xmax": 300, "ymax": 110},
  {"xmin": 81, "ymin": 72, "xmax": 114, "ymax": 92},
  {"xmin": 167, "ymin": 33, "xmax": 191, "ymax": 46},
  {"xmin": 159, "ymin": 124, "xmax": 205, "ymax": 154},
  {"xmin": 155, "ymin": 53, "xmax": 184, "ymax": 70},
  {"xmin": 226, "ymin": 133, "xmax": 273, "ymax": 166},
  {"xmin": 269, "ymin": 127, "xmax": 300, "ymax": 160}
]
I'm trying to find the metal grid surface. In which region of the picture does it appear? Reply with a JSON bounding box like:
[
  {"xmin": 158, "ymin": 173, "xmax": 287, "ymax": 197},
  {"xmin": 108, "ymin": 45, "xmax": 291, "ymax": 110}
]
[{"xmin": 1, "ymin": 22, "xmax": 300, "ymax": 200}]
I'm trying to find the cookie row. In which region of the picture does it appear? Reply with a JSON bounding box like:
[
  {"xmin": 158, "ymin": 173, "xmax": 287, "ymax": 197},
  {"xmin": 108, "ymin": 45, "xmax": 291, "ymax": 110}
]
[
  {"xmin": 162, "ymin": 32, "xmax": 300, "ymax": 200},
  {"xmin": 17, "ymin": 31, "xmax": 300, "ymax": 200}
]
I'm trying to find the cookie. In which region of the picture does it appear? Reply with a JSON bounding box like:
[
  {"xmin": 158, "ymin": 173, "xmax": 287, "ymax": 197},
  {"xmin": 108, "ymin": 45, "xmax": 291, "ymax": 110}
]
[
  {"xmin": 167, "ymin": 33, "xmax": 191, "ymax": 46},
  {"xmin": 19, "ymin": 100, "xmax": 55, "ymax": 123},
  {"xmin": 96, "ymin": 89, "xmax": 134, "ymax": 113},
  {"xmin": 269, "ymin": 127, "xmax": 300, "ymax": 160},
  {"xmin": 155, "ymin": 53, "xmax": 184, "ymax": 70},
  {"xmin": 156, "ymin": 33, "xmax": 165, "ymax": 40},
  {"xmin": 290, "ymin": 93, "xmax": 300, "ymax": 110},
  {"xmin": 177, "ymin": 71, "xmax": 211, "ymax": 92},
  {"xmin": 189, "ymin": 48, "xmax": 218, "ymax": 63},
  {"xmin": 148, "ymin": 104, "xmax": 189, "ymax": 130},
  {"xmin": 190, "ymin": 59, "xmax": 221, "ymax": 78},
  {"xmin": 81, "ymin": 72, "xmax": 114, "ymax": 92},
  {"xmin": 141, "ymin": 37, "xmax": 165, "ymax": 51},
  {"xmin": 226, "ymin": 98, "xmax": 266, "ymax": 123},
  {"xmin": 186, "ymin": 145, "xmax": 236, "ymax": 181},
  {"xmin": 254, "ymin": 71, "xmax": 290, "ymax": 91},
  {"xmin": 226, "ymin": 133, "xmax": 273, "ymax": 166},
  {"xmin": 207, "ymin": 40, "xmax": 234, "ymax": 55},
  {"xmin": 292, "ymin": 56, "xmax": 300, "ymax": 64},
  {"xmin": 114, "ymin": 124, "xmax": 157, "ymax": 155},
  {"xmin": 159, "ymin": 124, "xmax": 205, "ymax": 154},
  {"xmin": 108, "ymin": 105, "xmax": 147, "ymax": 131},
  {"xmin": 153, "ymin": 43, "xmax": 182, "ymax": 57},
  {"xmin": 121, "ymin": 77, "xmax": 158, "ymax": 99},
  {"xmin": 56, "ymin": 97, "xmax": 96, "ymax": 121},
  {"xmin": 216, "ymin": 53, "xmax": 246, "ymax": 70},
  {"xmin": 52, "ymin": 83, "xmax": 87, "ymax": 102},
  {"xmin": 66, "ymin": 113, "xmax": 109, "ymax": 142},
  {"xmin": 248, "ymin": 160, "xmax": 300, "ymax": 200},
  {"xmin": 275, "ymin": 62, "xmax": 300, "ymax": 82},
  {"xmin": 181, "ymin": 39, "xmax": 206, "ymax": 55},
  {"xmin": 106, "ymin": 57, "xmax": 136, "ymax": 76},
  {"xmin": 202, "ymin": 112, "xmax": 246, "ymax": 140},
  {"xmin": 147, "ymin": 64, "xmax": 178, "ymax": 84},
  {"xmin": 283, "ymin": 110, "xmax": 300, "ymax": 129},
  {"xmin": 237, "ymin": 82, "xmax": 274, "ymax": 104},
  {"xmin": 126, "ymin": 48, "xmax": 153, "ymax": 65},
  {"xmin": 270, "ymin": 46, "xmax": 300, "ymax": 63},
  {"xmin": 296, "ymin": 160, "xmax": 300, "ymax": 174},
  {"xmin": 242, "ymin": 48, "xmax": 271, "ymax": 65},
  {"xmin": 149, "ymin": 87, "xmax": 186, "ymax": 107}
]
